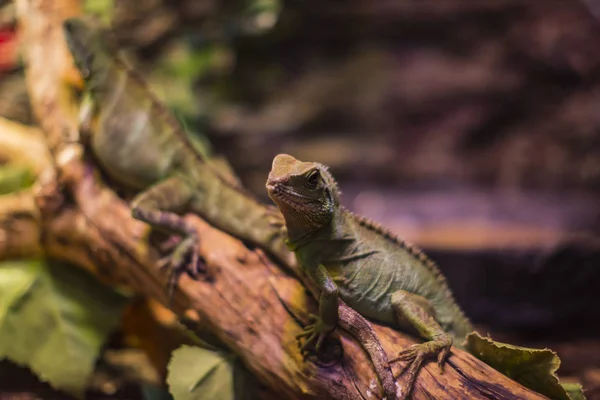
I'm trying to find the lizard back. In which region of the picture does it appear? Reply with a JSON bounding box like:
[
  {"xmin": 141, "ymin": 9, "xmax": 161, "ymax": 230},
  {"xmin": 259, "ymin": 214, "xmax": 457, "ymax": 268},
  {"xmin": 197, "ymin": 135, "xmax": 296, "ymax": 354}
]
[
  {"xmin": 313, "ymin": 207, "xmax": 473, "ymax": 340},
  {"xmin": 92, "ymin": 50, "xmax": 293, "ymax": 262},
  {"xmin": 91, "ymin": 52, "xmax": 253, "ymax": 196}
]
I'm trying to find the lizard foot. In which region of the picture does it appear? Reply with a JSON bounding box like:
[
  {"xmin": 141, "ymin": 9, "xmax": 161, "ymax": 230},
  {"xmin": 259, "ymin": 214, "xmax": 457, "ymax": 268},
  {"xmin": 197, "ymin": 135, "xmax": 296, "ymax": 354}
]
[
  {"xmin": 158, "ymin": 235, "xmax": 206, "ymax": 302},
  {"xmin": 158, "ymin": 235, "xmax": 181, "ymax": 253},
  {"xmin": 388, "ymin": 338, "xmax": 452, "ymax": 400},
  {"xmin": 296, "ymin": 313, "xmax": 336, "ymax": 355}
]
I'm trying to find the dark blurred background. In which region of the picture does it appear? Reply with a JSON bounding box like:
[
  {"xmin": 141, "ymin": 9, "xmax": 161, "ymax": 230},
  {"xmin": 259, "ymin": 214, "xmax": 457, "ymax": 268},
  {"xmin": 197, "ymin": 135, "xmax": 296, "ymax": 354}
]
[{"xmin": 1, "ymin": 0, "xmax": 600, "ymax": 397}]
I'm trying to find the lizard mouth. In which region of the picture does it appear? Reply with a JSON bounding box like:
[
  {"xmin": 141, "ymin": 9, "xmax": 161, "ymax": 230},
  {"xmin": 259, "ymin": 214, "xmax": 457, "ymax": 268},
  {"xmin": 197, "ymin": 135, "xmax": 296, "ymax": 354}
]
[
  {"xmin": 267, "ymin": 182, "xmax": 315, "ymax": 212},
  {"xmin": 266, "ymin": 181, "xmax": 287, "ymax": 201},
  {"xmin": 265, "ymin": 182, "xmax": 278, "ymax": 193}
]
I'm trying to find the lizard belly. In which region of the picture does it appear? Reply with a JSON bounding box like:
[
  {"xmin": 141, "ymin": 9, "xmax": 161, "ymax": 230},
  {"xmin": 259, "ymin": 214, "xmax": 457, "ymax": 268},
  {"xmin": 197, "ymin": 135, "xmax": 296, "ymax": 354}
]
[
  {"xmin": 329, "ymin": 261, "xmax": 398, "ymax": 326},
  {"xmin": 339, "ymin": 287, "xmax": 396, "ymax": 325},
  {"xmin": 337, "ymin": 256, "xmax": 464, "ymax": 335}
]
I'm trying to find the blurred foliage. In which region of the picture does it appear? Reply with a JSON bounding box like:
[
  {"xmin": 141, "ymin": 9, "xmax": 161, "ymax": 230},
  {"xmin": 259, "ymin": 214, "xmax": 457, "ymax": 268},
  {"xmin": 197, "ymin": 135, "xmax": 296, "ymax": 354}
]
[
  {"xmin": 466, "ymin": 332, "xmax": 585, "ymax": 400},
  {"xmin": 0, "ymin": 164, "xmax": 35, "ymax": 194},
  {"xmin": 240, "ymin": 0, "xmax": 281, "ymax": 35},
  {"xmin": 167, "ymin": 345, "xmax": 262, "ymax": 400},
  {"xmin": 0, "ymin": 259, "xmax": 130, "ymax": 397},
  {"xmin": 167, "ymin": 345, "xmax": 236, "ymax": 400},
  {"xmin": 148, "ymin": 41, "xmax": 233, "ymax": 143},
  {"xmin": 84, "ymin": 0, "xmax": 115, "ymax": 25}
]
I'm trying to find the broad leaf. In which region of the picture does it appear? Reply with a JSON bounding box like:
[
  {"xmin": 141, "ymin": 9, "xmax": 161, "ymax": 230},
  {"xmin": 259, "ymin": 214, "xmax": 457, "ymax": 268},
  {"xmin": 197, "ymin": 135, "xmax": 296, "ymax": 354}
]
[
  {"xmin": 0, "ymin": 259, "xmax": 129, "ymax": 398},
  {"xmin": 167, "ymin": 345, "xmax": 235, "ymax": 400},
  {"xmin": 465, "ymin": 331, "xmax": 586, "ymax": 400},
  {"xmin": 562, "ymin": 383, "xmax": 587, "ymax": 400}
]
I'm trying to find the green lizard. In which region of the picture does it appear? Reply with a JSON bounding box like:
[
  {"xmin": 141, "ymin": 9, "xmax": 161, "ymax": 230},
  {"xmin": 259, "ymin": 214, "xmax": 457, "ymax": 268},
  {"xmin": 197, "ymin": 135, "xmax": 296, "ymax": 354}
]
[
  {"xmin": 266, "ymin": 154, "xmax": 482, "ymax": 399},
  {"xmin": 62, "ymin": 17, "xmax": 398, "ymax": 399},
  {"xmin": 267, "ymin": 154, "xmax": 587, "ymax": 400},
  {"xmin": 62, "ymin": 17, "xmax": 294, "ymax": 291}
]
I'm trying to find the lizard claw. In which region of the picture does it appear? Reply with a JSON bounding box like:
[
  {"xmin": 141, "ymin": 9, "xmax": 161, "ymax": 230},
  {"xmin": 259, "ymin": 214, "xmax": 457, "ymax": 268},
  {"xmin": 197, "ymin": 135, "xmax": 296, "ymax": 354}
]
[
  {"xmin": 165, "ymin": 265, "xmax": 179, "ymax": 304},
  {"xmin": 387, "ymin": 338, "xmax": 452, "ymax": 400},
  {"xmin": 159, "ymin": 235, "xmax": 206, "ymax": 303},
  {"xmin": 157, "ymin": 255, "xmax": 171, "ymax": 272},
  {"xmin": 296, "ymin": 313, "xmax": 335, "ymax": 354},
  {"xmin": 158, "ymin": 235, "xmax": 182, "ymax": 253},
  {"xmin": 436, "ymin": 345, "xmax": 451, "ymax": 374}
]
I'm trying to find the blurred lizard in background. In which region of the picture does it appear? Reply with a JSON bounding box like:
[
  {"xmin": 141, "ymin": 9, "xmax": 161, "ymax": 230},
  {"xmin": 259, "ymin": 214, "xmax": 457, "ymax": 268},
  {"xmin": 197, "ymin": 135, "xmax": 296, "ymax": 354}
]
[{"xmin": 62, "ymin": 16, "xmax": 294, "ymax": 295}]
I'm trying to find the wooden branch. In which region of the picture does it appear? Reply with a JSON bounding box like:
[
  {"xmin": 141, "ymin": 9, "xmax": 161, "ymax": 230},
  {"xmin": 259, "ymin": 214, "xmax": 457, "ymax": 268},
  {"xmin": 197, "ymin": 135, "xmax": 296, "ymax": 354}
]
[
  {"xmin": 0, "ymin": 190, "xmax": 41, "ymax": 260},
  {"xmin": 10, "ymin": 0, "xmax": 550, "ymax": 398}
]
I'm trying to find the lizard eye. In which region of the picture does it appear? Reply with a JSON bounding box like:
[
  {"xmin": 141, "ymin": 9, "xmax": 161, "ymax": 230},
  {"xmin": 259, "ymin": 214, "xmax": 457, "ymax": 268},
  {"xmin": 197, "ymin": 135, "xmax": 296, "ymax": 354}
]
[{"xmin": 306, "ymin": 170, "xmax": 320, "ymax": 187}]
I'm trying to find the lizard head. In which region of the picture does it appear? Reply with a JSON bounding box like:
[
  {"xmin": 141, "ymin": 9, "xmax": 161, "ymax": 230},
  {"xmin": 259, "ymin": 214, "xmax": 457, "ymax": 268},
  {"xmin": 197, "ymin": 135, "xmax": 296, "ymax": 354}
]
[
  {"xmin": 63, "ymin": 17, "xmax": 114, "ymax": 82},
  {"xmin": 266, "ymin": 154, "xmax": 339, "ymax": 233}
]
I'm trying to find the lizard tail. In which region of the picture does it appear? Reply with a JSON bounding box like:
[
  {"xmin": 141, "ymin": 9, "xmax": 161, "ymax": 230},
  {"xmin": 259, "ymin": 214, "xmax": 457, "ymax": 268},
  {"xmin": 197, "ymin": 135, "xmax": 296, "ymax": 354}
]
[{"xmin": 337, "ymin": 300, "xmax": 398, "ymax": 400}]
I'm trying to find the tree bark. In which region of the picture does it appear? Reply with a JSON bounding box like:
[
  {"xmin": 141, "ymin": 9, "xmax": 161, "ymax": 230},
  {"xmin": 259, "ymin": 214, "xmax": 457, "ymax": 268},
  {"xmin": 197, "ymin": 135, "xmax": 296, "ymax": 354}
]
[{"xmin": 6, "ymin": 0, "xmax": 550, "ymax": 398}]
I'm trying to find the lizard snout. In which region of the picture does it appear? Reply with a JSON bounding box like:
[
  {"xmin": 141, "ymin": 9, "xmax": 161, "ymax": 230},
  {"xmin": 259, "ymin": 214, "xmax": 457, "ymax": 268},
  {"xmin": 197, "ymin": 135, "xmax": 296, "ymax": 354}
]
[{"xmin": 265, "ymin": 180, "xmax": 280, "ymax": 194}]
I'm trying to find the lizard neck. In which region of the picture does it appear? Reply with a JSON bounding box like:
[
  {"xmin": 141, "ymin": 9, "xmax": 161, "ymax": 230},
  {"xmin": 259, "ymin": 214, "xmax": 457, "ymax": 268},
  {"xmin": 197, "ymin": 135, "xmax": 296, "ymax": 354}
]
[
  {"xmin": 285, "ymin": 206, "xmax": 347, "ymax": 251},
  {"xmin": 283, "ymin": 215, "xmax": 322, "ymax": 251}
]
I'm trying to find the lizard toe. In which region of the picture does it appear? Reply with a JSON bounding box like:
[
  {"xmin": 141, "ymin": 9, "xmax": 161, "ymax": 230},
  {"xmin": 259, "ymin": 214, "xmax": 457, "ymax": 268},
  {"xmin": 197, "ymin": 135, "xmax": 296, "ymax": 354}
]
[
  {"xmin": 299, "ymin": 332, "xmax": 318, "ymax": 353},
  {"xmin": 389, "ymin": 344, "xmax": 419, "ymax": 364},
  {"xmin": 159, "ymin": 235, "xmax": 181, "ymax": 253},
  {"xmin": 437, "ymin": 345, "xmax": 451, "ymax": 374},
  {"xmin": 157, "ymin": 255, "xmax": 171, "ymax": 272},
  {"xmin": 296, "ymin": 326, "xmax": 316, "ymax": 339},
  {"xmin": 396, "ymin": 354, "xmax": 426, "ymax": 400}
]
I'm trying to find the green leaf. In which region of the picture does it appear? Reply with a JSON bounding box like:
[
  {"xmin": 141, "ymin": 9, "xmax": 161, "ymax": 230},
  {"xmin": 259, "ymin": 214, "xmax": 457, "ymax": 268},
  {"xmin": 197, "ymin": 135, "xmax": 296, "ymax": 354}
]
[
  {"xmin": 0, "ymin": 259, "xmax": 129, "ymax": 398},
  {"xmin": 562, "ymin": 383, "xmax": 586, "ymax": 400},
  {"xmin": 465, "ymin": 331, "xmax": 586, "ymax": 400},
  {"xmin": 167, "ymin": 345, "xmax": 236, "ymax": 400}
]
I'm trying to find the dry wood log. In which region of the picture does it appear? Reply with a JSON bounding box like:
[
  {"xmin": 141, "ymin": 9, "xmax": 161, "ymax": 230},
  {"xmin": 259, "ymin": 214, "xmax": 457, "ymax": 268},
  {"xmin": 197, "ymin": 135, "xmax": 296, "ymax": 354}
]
[{"xmin": 4, "ymin": 0, "xmax": 553, "ymax": 398}]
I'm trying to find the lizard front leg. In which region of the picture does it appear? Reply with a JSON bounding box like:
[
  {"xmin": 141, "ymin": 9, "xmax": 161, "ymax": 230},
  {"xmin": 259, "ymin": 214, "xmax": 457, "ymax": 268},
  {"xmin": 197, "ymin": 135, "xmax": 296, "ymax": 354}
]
[
  {"xmin": 388, "ymin": 290, "xmax": 452, "ymax": 400},
  {"xmin": 130, "ymin": 176, "xmax": 201, "ymax": 299},
  {"xmin": 297, "ymin": 264, "xmax": 340, "ymax": 353}
]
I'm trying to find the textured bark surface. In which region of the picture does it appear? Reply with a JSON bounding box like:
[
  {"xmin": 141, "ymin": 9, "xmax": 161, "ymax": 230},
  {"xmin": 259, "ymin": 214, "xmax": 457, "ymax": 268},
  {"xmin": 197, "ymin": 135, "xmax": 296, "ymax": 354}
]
[{"xmin": 2, "ymin": 0, "xmax": 553, "ymax": 398}]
